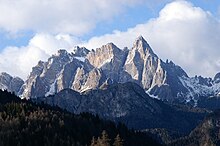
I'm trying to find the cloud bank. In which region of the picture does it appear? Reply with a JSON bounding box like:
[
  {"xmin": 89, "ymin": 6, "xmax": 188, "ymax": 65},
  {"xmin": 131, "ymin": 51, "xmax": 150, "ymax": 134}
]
[
  {"xmin": 1, "ymin": 0, "xmax": 220, "ymax": 79},
  {"xmin": 0, "ymin": 0, "xmax": 144, "ymax": 35}
]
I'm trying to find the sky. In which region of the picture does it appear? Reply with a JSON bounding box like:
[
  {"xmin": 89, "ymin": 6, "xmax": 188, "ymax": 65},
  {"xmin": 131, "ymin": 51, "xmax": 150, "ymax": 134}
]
[{"xmin": 0, "ymin": 0, "xmax": 220, "ymax": 79}]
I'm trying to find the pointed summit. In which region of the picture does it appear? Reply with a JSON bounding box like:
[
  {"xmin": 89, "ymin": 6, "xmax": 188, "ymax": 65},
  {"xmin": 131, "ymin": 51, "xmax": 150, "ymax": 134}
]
[
  {"xmin": 214, "ymin": 72, "xmax": 220, "ymax": 83},
  {"xmin": 133, "ymin": 35, "xmax": 148, "ymax": 47},
  {"xmin": 135, "ymin": 35, "xmax": 145, "ymax": 42},
  {"xmin": 133, "ymin": 36, "xmax": 157, "ymax": 58},
  {"xmin": 52, "ymin": 49, "xmax": 69, "ymax": 58},
  {"xmin": 103, "ymin": 42, "xmax": 120, "ymax": 51},
  {"xmin": 72, "ymin": 46, "xmax": 90, "ymax": 57}
]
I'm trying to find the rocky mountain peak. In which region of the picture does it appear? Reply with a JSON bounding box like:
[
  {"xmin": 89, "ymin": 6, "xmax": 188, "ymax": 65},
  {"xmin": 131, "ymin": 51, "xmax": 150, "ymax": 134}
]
[
  {"xmin": 53, "ymin": 49, "xmax": 74, "ymax": 61},
  {"xmin": 72, "ymin": 46, "xmax": 90, "ymax": 57},
  {"xmin": 55, "ymin": 49, "xmax": 68, "ymax": 56},
  {"xmin": 133, "ymin": 35, "xmax": 146, "ymax": 45},
  {"xmin": 101, "ymin": 42, "xmax": 121, "ymax": 53},
  {"xmin": 214, "ymin": 72, "xmax": 220, "ymax": 83},
  {"xmin": 0, "ymin": 72, "xmax": 13, "ymax": 87},
  {"xmin": 132, "ymin": 36, "xmax": 157, "ymax": 58},
  {"xmin": 37, "ymin": 60, "xmax": 44, "ymax": 66},
  {"xmin": 86, "ymin": 42, "xmax": 123, "ymax": 68},
  {"xmin": 49, "ymin": 49, "xmax": 74, "ymax": 65},
  {"xmin": 0, "ymin": 72, "xmax": 12, "ymax": 80}
]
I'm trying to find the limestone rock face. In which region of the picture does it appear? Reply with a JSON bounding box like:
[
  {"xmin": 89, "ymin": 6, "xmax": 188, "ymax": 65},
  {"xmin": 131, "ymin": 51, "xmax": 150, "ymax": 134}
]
[
  {"xmin": 71, "ymin": 67, "xmax": 88, "ymax": 91},
  {"xmin": 20, "ymin": 49, "xmax": 76, "ymax": 99},
  {"xmin": 80, "ymin": 68, "xmax": 106, "ymax": 91},
  {"xmin": 86, "ymin": 43, "xmax": 122, "ymax": 68},
  {"xmin": 0, "ymin": 72, "xmax": 24, "ymax": 94},
  {"xmin": 123, "ymin": 36, "xmax": 166, "ymax": 88},
  {"xmin": 16, "ymin": 37, "xmax": 191, "ymax": 102}
]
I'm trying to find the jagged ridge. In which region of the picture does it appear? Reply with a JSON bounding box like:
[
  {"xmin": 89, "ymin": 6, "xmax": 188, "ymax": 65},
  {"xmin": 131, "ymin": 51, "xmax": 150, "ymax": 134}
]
[{"xmin": 1, "ymin": 36, "xmax": 220, "ymax": 105}]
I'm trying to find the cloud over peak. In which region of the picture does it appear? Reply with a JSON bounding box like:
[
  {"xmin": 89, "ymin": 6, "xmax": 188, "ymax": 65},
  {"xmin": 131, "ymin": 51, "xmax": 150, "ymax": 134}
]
[
  {"xmin": 159, "ymin": 0, "xmax": 209, "ymax": 20},
  {"xmin": 0, "ymin": 33, "xmax": 79, "ymax": 79},
  {"xmin": 83, "ymin": 0, "xmax": 220, "ymax": 77},
  {"xmin": 0, "ymin": 0, "xmax": 220, "ymax": 79}
]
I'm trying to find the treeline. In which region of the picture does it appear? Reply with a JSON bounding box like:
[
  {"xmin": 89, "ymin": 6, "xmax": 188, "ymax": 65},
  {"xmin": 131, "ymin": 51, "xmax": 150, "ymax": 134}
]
[{"xmin": 0, "ymin": 90, "xmax": 161, "ymax": 146}]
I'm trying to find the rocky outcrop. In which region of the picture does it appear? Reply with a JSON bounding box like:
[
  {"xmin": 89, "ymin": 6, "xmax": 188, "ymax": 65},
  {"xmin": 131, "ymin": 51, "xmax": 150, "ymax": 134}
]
[
  {"xmin": 22, "ymin": 49, "xmax": 89, "ymax": 98},
  {"xmin": 0, "ymin": 72, "xmax": 24, "ymax": 94}
]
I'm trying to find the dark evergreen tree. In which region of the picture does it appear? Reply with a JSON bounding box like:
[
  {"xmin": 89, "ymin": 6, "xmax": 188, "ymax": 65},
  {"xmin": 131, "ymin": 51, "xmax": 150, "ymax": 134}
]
[
  {"xmin": 90, "ymin": 137, "xmax": 97, "ymax": 146},
  {"xmin": 113, "ymin": 134, "xmax": 123, "ymax": 146},
  {"xmin": 100, "ymin": 130, "xmax": 111, "ymax": 146}
]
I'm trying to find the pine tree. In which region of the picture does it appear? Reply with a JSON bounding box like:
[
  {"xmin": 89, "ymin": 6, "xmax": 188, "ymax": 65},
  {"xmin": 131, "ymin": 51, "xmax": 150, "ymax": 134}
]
[
  {"xmin": 90, "ymin": 137, "xmax": 97, "ymax": 146},
  {"xmin": 113, "ymin": 134, "xmax": 123, "ymax": 146},
  {"xmin": 100, "ymin": 130, "xmax": 111, "ymax": 146},
  {"xmin": 95, "ymin": 137, "xmax": 102, "ymax": 146}
]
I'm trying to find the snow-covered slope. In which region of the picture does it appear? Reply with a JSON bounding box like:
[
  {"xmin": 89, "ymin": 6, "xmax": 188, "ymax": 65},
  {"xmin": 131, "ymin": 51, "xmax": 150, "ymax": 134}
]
[{"xmin": 176, "ymin": 75, "xmax": 220, "ymax": 106}]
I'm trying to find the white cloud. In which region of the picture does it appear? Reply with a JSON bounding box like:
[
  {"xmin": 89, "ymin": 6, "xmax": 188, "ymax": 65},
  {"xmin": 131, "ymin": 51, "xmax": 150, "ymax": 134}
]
[
  {"xmin": 82, "ymin": 0, "xmax": 220, "ymax": 78},
  {"xmin": 1, "ymin": 0, "xmax": 220, "ymax": 80},
  {"xmin": 0, "ymin": 33, "xmax": 79, "ymax": 79},
  {"xmin": 0, "ymin": 0, "xmax": 144, "ymax": 35}
]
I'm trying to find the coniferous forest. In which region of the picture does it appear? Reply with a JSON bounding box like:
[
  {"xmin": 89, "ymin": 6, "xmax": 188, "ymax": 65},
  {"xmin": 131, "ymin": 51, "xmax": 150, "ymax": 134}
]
[{"xmin": 0, "ymin": 90, "xmax": 161, "ymax": 146}]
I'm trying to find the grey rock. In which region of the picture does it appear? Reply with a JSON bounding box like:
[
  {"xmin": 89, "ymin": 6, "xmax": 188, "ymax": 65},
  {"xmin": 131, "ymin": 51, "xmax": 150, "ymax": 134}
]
[
  {"xmin": 21, "ymin": 49, "xmax": 76, "ymax": 98},
  {"xmin": 0, "ymin": 72, "xmax": 24, "ymax": 94},
  {"xmin": 72, "ymin": 46, "xmax": 90, "ymax": 57},
  {"xmin": 214, "ymin": 72, "xmax": 220, "ymax": 83}
]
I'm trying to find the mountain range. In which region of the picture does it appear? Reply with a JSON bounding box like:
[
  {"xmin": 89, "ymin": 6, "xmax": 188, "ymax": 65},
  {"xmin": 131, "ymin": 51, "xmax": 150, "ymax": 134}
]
[
  {"xmin": 1, "ymin": 36, "xmax": 220, "ymax": 106},
  {"xmin": 2, "ymin": 36, "xmax": 220, "ymax": 145}
]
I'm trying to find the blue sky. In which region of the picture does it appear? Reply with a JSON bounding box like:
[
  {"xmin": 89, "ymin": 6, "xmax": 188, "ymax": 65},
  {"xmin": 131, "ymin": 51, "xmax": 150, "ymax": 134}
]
[
  {"xmin": 0, "ymin": 0, "xmax": 219, "ymax": 50},
  {"xmin": 0, "ymin": 0, "xmax": 167, "ymax": 49},
  {"xmin": 0, "ymin": 0, "xmax": 219, "ymax": 49},
  {"xmin": 0, "ymin": 0, "xmax": 220, "ymax": 79}
]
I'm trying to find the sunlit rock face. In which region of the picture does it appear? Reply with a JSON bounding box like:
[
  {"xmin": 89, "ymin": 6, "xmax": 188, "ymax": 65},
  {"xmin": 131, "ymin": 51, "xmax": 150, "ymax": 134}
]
[{"xmin": 9, "ymin": 36, "xmax": 217, "ymax": 106}]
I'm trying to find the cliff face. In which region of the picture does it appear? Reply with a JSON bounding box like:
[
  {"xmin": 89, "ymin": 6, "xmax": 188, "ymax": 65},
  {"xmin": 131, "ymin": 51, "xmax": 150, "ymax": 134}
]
[{"xmin": 18, "ymin": 36, "xmax": 191, "ymax": 102}]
